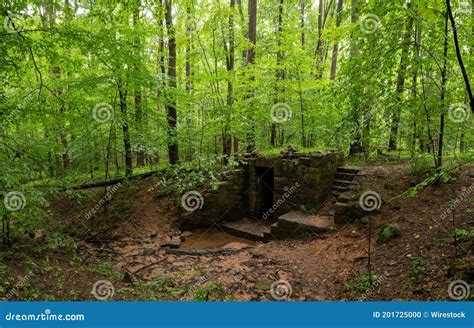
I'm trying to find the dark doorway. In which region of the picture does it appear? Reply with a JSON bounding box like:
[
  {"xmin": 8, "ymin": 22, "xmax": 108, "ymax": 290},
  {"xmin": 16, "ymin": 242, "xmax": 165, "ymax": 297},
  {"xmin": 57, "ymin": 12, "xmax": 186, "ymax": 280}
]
[{"xmin": 255, "ymin": 167, "xmax": 274, "ymax": 220}]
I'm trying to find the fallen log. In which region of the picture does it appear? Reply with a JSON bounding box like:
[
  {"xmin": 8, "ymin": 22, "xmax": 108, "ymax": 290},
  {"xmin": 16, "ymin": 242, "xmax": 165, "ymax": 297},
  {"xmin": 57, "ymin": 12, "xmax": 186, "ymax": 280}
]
[{"xmin": 36, "ymin": 168, "xmax": 167, "ymax": 191}]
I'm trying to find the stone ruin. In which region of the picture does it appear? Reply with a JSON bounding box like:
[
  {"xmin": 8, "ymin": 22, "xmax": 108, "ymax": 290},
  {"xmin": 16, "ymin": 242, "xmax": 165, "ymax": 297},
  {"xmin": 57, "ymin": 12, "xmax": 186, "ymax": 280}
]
[{"xmin": 179, "ymin": 150, "xmax": 346, "ymax": 240}]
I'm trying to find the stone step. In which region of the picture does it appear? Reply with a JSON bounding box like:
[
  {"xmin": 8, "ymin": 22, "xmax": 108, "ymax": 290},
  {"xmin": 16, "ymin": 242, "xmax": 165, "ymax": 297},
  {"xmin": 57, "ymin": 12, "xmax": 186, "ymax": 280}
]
[
  {"xmin": 263, "ymin": 223, "xmax": 279, "ymax": 241},
  {"xmin": 335, "ymin": 172, "xmax": 358, "ymax": 181},
  {"xmin": 336, "ymin": 166, "xmax": 361, "ymax": 174},
  {"xmin": 336, "ymin": 193, "xmax": 351, "ymax": 203},
  {"xmin": 271, "ymin": 211, "xmax": 334, "ymax": 239},
  {"xmin": 334, "ymin": 201, "xmax": 364, "ymax": 224},
  {"xmin": 218, "ymin": 219, "xmax": 270, "ymax": 242},
  {"xmin": 333, "ymin": 185, "xmax": 349, "ymax": 192},
  {"xmin": 333, "ymin": 179, "xmax": 355, "ymax": 187}
]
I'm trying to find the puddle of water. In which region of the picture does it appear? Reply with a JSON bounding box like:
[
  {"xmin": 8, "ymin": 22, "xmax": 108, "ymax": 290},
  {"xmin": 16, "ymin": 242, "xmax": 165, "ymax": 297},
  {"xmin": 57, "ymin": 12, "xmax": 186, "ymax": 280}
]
[{"xmin": 180, "ymin": 229, "xmax": 256, "ymax": 249}]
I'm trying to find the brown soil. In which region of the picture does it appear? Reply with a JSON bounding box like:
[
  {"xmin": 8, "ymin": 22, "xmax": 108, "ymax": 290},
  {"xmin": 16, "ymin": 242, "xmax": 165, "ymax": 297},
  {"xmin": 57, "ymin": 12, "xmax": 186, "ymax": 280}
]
[
  {"xmin": 180, "ymin": 229, "xmax": 256, "ymax": 249},
  {"xmin": 1, "ymin": 162, "xmax": 472, "ymax": 301}
]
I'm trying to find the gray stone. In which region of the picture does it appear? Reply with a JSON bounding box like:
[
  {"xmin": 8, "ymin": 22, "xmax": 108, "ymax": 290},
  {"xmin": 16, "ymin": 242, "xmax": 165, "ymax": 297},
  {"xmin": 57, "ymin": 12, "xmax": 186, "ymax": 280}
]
[
  {"xmin": 170, "ymin": 236, "xmax": 181, "ymax": 248},
  {"xmin": 334, "ymin": 201, "xmax": 365, "ymax": 224}
]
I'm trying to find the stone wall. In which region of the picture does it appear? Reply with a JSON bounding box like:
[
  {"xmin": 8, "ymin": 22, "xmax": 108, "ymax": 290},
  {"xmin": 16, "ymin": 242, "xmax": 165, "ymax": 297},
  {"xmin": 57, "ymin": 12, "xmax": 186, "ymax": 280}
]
[
  {"xmin": 179, "ymin": 169, "xmax": 246, "ymax": 229},
  {"xmin": 246, "ymin": 150, "xmax": 344, "ymax": 219},
  {"xmin": 179, "ymin": 150, "xmax": 344, "ymax": 229}
]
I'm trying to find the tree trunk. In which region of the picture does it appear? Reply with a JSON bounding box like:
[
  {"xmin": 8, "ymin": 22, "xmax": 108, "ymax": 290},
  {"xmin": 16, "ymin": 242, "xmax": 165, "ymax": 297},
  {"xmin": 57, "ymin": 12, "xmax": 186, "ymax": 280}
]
[
  {"xmin": 185, "ymin": 0, "xmax": 194, "ymax": 162},
  {"xmin": 459, "ymin": 130, "xmax": 465, "ymax": 152},
  {"xmin": 446, "ymin": 0, "xmax": 473, "ymax": 113},
  {"xmin": 185, "ymin": 1, "xmax": 192, "ymax": 93},
  {"xmin": 271, "ymin": 0, "xmax": 284, "ymax": 148},
  {"xmin": 330, "ymin": 0, "xmax": 343, "ymax": 80},
  {"xmin": 388, "ymin": 5, "xmax": 413, "ymax": 150},
  {"xmin": 165, "ymin": 0, "xmax": 179, "ymax": 165},
  {"xmin": 48, "ymin": 8, "xmax": 70, "ymax": 171},
  {"xmin": 437, "ymin": 8, "xmax": 449, "ymax": 172},
  {"xmin": 315, "ymin": 0, "xmax": 324, "ymax": 78},
  {"xmin": 119, "ymin": 87, "xmax": 133, "ymax": 177},
  {"xmin": 223, "ymin": 0, "xmax": 235, "ymax": 163},
  {"xmin": 411, "ymin": 22, "xmax": 422, "ymax": 155},
  {"xmin": 348, "ymin": 0, "xmax": 363, "ymax": 155},
  {"xmin": 300, "ymin": 0, "xmax": 305, "ymax": 48},
  {"xmin": 246, "ymin": 0, "xmax": 257, "ymax": 152},
  {"xmin": 236, "ymin": 0, "xmax": 247, "ymax": 63},
  {"xmin": 133, "ymin": 4, "xmax": 145, "ymax": 167}
]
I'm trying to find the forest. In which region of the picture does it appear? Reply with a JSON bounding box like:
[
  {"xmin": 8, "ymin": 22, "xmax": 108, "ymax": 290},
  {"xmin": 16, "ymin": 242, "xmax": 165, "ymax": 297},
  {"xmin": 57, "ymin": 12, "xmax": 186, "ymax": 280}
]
[{"xmin": 0, "ymin": 0, "xmax": 473, "ymax": 302}]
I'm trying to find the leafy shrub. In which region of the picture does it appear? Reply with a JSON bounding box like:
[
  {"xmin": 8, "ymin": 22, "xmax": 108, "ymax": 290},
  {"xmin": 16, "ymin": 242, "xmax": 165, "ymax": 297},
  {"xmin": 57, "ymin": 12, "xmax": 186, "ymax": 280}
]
[
  {"xmin": 406, "ymin": 154, "xmax": 434, "ymax": 179},
  {"xmin": 409, "ymin": 257, "xmax": 425, "ymax": 280},
  {"xmin": 150, "ymin": 158, "xmax": 243, "ymax": 202},
  {"xmin": 454, "ymin": 228, "xmax": 474, "ymax": 242},
  {"xmin": 346, "ymin": 274, "xmax": 378, "ymax": 293}
]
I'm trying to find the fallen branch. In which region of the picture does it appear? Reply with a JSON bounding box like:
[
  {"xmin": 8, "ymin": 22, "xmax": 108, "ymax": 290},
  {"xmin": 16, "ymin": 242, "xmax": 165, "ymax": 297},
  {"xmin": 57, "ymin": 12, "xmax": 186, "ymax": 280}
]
[
  {"xmin": 132, "ymin": 258, "xmax": 168, "ymax": 275},
  {"xmin": 35, "ymin": 169, "xmax": 167, "ymax": 191}
]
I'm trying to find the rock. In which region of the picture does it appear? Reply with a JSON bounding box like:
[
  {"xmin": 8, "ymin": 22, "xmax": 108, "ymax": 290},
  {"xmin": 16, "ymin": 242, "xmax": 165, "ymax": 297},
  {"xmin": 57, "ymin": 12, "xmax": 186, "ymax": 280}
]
[
  {"xmin": 250, "ymin": 250, "xmax": 266, "ymax": 258},
  {"xmin": 376, "ymin": 224, "xmax": 401, "ymax": 244},
  {"xmin": 180, "ymin": 231, "xmax": 193, "ymax": 241},
  {"xmin": 160, "ymin": 235, "xmax": 172, "ymax": 247},
  {"xmin": 255, "ymin": 279, "xmax": 273, "ymax": 290},
  {"xmin": 222, "ymin": 242, "xmax": 250, "ymax": 250},
  {"xmin": 181, "ymin": 231, "xmax": 193, "ymax": 238},
  {"xmin": 166, "ymin": 255, "xmax": 177, "ymax": 264},
  {"xmin": 170, "ymin": 236, "xmax": 181, "ymax": 248}
]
